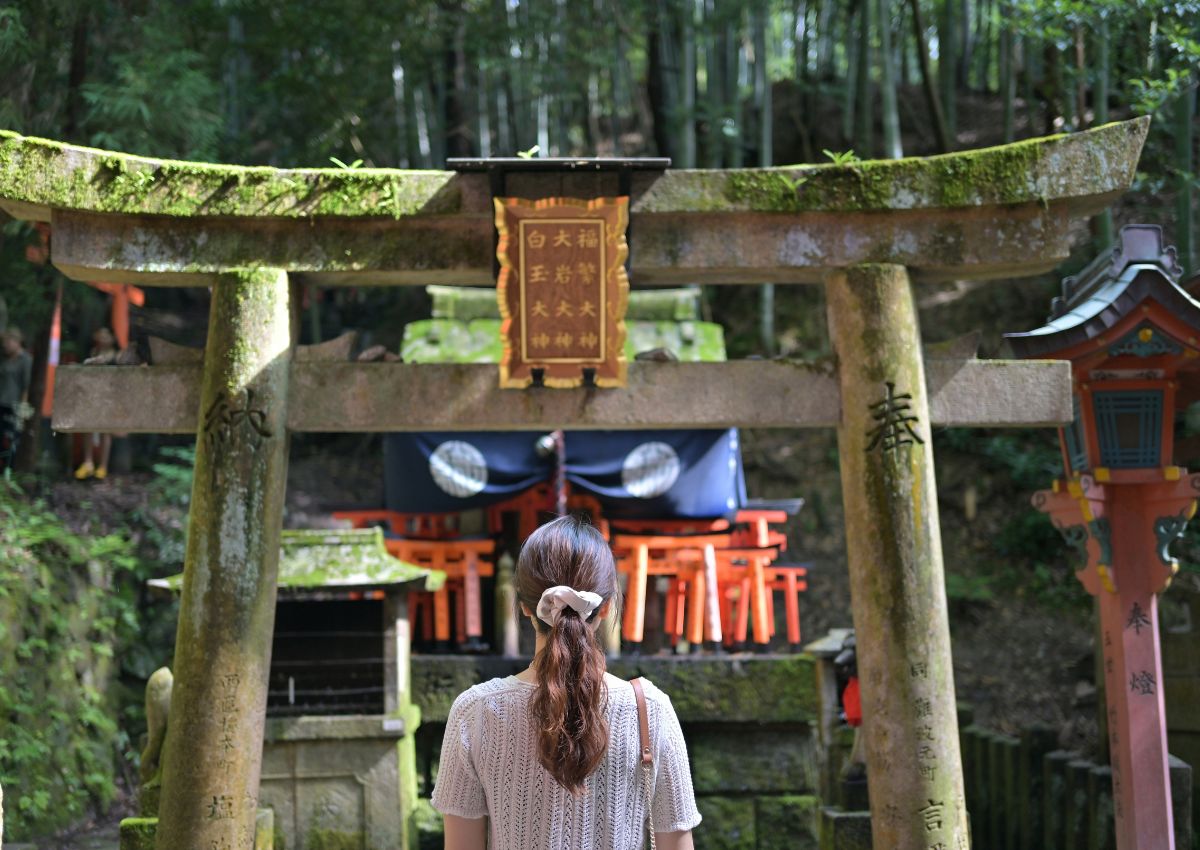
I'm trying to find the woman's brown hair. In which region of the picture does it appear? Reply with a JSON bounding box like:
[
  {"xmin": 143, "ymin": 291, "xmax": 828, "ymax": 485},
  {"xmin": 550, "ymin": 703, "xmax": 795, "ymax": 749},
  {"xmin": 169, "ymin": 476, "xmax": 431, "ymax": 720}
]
[{"xmin": 515, "ymin": 514, "xmax": 618, "ymax": 794}]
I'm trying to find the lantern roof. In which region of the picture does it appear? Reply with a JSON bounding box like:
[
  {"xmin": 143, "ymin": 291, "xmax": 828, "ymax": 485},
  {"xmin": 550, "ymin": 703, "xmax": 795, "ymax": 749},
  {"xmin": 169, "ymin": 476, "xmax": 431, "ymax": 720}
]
[{"xmin": 1005, "ymin": 225, "xmax": 1199, "ymax": 359}]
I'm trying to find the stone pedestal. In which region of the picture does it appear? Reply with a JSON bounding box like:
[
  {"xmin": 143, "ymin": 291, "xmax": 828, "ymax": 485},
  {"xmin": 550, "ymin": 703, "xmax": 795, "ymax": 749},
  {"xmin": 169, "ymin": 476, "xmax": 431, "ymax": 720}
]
[{"xmin": 259, "ymin": 713, "xmax": 417, "ymax": 850}]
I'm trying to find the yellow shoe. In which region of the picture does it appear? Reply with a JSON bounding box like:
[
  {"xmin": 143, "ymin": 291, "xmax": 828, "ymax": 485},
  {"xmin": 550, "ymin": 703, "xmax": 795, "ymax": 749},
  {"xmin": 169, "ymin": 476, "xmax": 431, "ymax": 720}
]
[
  {"xmin": 94, "ymin": 466, "xmax": 107, "ymax": 480},
  {"xmin": 74, "ymin": 461, "xmax": 94, "ymax": 480}
]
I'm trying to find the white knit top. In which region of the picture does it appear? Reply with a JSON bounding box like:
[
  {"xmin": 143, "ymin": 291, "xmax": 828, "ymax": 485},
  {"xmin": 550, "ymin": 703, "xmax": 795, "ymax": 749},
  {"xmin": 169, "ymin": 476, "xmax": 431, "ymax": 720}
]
[{"xmin": 430, "ymin": 672, "xmax": 702, "ymax": 849}]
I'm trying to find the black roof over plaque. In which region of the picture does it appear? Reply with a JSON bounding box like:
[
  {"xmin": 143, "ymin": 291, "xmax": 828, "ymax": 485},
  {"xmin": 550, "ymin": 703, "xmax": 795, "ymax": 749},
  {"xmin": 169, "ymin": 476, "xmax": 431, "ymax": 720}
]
[{"xmin": 1005, "ymin": 225, "xmax": 1200, "ymax": 359}]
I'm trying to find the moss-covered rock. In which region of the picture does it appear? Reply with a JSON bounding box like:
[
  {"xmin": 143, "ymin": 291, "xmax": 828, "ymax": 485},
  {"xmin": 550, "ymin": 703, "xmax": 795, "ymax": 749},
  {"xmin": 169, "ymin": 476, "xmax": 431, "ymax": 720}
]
[
  {"xmin": 689, "ymin": 729, "xmax": 817, "ymax": 794},
  {"xmin": 118, "ymin": 812, "xmax": 276, "ymax": 850},
  {"xmin": 757, "ymin": 795, "xmax": 821, "ymax": 850},
  {"xmin": 305, "ymin": 828, "xmax": 367, "ymax": 850},
  {"xmin": 693, "ymin": 796, "xmax": 756, "ymax": 850},
  {"xmin": 118, "ymin": 817, "xmax": 157, "ymax": 850},
  {"xmin": 411, "ymin": 655, "xmax": 818, "ymax": 725},
  {"xmin": 607, "ymin": 655, "xmax": 818, "ymax": 724},
  {"xmin": 819, "ymin": 807, "xmax": 873, "ymax": 850}
]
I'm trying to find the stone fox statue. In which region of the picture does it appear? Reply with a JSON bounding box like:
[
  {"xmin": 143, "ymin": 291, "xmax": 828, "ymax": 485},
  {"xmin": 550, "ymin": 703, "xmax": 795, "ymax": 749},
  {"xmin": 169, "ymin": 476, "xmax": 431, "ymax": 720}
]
[{"xmin": 141, "ymin": 667, "xmax": 173, "ymax": 786}]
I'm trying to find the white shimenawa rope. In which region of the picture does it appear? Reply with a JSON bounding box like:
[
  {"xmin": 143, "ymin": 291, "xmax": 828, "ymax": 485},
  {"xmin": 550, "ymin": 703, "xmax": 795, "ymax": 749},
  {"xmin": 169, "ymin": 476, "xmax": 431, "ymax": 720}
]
[{"xmin": 536, "ymin": 585, "xmax": 603, "ymax": 626}]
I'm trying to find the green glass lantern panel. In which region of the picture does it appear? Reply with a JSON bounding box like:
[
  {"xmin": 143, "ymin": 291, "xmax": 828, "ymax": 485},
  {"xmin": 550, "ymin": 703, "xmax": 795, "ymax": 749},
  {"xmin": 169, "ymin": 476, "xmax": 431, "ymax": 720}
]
[
  {"xmin": 1092, "ymin": 390, "xmax": 1163, "ymax": 468},
  {"xmin": 1063, "ymin": 395, "xmax": 1089, "ymax": 472}
]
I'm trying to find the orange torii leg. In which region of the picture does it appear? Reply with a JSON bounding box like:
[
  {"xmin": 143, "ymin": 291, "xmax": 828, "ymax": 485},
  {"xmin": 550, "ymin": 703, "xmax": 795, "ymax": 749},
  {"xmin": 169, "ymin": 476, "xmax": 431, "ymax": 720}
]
[
  {"xmin": 664, "ymin": 578, "xmax": 680, "ymax": 646},
  {"xmin": 734, "ymin": 576, "xmax": 752, "ymax": 646},
  {"xmin": 749, "ymin": 555, "xmax": 770, "ymax": 646},
  {"xmin": 784, "ymin": 569, "xmax": 802, "ymax": 645},
  {"xmin": 431, "ymin": 550, "xmax": 452, "ymax": 645},
  {"xmin": 454, "ymin": 579, "xmax": 468, "ymax": 646},
  {"xmin": 720, "ymin": 584, "xmax": 736, "ymax": 647},
  {"xmin": 622, "ymin": 544, "xmax": 649, "ymax": 645},
  {"xmin": 464, "ymin": 551, "xmax": 483, "ymax": 643},
  {"xmin": 686, "ymin": 565, "xmax": 705, "ymax": 647},
  {"xmin": 702, "ymin": 544, "xmax": 723, "ymax": 646}
]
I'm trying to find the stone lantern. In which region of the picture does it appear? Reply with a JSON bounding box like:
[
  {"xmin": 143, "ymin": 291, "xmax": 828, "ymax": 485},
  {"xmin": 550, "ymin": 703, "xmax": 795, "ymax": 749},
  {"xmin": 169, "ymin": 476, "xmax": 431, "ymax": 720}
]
[{"xmin": 1006, "ymin": 224, "xmax": 1199, "ymax": 849}]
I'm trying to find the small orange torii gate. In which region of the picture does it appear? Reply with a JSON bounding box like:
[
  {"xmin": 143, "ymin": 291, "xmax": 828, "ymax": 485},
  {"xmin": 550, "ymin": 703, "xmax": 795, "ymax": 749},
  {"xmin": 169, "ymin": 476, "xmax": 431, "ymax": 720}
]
[{"xmin": 0, "ymin": 118, "xmax": 1149, "ymax": 850}]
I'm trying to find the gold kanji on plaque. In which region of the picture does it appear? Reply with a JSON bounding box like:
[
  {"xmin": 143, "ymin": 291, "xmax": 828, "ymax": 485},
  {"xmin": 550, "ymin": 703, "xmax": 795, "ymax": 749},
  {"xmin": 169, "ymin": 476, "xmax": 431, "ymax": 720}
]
[{"xmin": 495, "ymin": 196, "xmax": 629, "ymax": 388}]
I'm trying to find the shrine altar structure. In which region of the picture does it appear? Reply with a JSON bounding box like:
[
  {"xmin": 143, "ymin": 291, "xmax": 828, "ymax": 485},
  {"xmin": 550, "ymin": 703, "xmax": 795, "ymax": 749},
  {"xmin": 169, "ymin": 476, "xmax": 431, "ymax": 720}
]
[{"xmin": 0, "ymin": 118, "xmax": 1149, "ymax": 850}]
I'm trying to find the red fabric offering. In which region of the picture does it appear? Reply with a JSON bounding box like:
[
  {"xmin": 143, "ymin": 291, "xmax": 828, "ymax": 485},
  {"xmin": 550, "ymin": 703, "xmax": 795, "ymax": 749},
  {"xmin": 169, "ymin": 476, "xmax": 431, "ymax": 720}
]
[{"xmin": 843, "ymin": 676, "xmax": 862, "ymax": 727}]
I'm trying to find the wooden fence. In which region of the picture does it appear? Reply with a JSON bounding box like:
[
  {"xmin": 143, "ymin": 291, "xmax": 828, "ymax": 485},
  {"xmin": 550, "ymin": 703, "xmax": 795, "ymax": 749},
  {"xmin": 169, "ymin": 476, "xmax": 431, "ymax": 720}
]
[{"xmin": 959, "ymin": 721, "xmax": 1194, "ymax": 850}]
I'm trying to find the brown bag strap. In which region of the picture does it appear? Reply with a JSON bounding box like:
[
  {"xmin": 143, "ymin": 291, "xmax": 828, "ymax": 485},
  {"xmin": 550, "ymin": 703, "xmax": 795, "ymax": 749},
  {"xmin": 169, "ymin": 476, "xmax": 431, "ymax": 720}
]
[
  {"xmin": 630, "ymin": 677, "xmax": 652, "ymax": 765},
  {"xmin": 630, "ymin": 677, "xmax": 656, "ymax": 849}
]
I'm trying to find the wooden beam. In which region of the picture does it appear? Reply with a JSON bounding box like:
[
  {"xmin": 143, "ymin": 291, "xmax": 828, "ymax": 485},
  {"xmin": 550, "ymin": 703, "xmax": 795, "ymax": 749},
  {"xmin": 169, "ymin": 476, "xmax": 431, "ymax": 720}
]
[{"xmin": 50, "ymin": 359, "xmax": 1071, "ymax": 434}]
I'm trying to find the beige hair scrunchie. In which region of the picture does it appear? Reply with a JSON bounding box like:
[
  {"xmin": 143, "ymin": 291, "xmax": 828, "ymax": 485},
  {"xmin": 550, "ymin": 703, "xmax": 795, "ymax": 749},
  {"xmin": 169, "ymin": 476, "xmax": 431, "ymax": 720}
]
[{"xmin": 536, "ymin": 585, "xmax": 603, "ymax": 626}]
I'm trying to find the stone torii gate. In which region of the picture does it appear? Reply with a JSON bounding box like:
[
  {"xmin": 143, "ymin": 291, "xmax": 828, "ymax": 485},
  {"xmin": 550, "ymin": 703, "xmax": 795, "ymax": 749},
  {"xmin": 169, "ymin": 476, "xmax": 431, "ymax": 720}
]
[{"xmin": 0, "ymin": 118, "xmax": 1147, "ymax": 850}]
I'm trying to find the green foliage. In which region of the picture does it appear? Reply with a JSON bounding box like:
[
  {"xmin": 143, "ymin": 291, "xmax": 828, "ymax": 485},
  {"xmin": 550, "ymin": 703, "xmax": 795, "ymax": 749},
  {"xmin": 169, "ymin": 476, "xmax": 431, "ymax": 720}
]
[
  {"xmin": 80, "ymin": 10, "xmax": 220, "ymax": 160},
  {"xmin": 937, "ymin": 428, "xmax": 1088, "ymax": 614},
  {"xmin": 149, "ymin": 445, "xmax": 195, "ymax": 509},
  {"xmin": 821, "ymin": 149, "xmax": 860, "ymax": 165},
  {"xmin": 0, "ymin": 479, "xmax": 153, "ymax": 838}
]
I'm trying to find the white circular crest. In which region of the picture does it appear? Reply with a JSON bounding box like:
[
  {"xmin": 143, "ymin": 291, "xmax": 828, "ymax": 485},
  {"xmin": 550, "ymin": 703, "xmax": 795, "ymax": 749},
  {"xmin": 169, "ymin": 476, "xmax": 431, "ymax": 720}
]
[
  {"xmin": 622, "ymin": 442, "xmax": 681, "ymax": 499},
  {"xmin": 429, "ymin": 440, "xmax": 488, "ymax": 498}
]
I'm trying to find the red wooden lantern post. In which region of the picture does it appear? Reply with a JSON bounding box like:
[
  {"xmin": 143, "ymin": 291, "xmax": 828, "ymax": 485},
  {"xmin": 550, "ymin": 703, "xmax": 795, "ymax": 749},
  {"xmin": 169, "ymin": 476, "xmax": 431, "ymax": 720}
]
[{"xmin": 1008, "ymin": 225, "xmax": 1198, "ymax": 849}]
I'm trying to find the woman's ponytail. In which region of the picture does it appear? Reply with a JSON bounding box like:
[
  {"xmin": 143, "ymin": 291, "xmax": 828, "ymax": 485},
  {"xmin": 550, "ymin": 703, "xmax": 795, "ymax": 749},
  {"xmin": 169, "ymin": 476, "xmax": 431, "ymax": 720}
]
[
  {"xmin": 531, "ymin": 606, "xmax": 608, "ymax": 793},
  {"xmin": 515, "ymin": 515, "xmax": 618, "ymax": 795}
]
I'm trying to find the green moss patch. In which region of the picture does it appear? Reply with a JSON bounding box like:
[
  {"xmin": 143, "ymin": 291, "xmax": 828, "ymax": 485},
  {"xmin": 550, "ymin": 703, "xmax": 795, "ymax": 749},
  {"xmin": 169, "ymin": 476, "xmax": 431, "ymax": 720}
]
[{"xmin": 0, "ymin": 129, "xmax": 458, "ymax": 219}]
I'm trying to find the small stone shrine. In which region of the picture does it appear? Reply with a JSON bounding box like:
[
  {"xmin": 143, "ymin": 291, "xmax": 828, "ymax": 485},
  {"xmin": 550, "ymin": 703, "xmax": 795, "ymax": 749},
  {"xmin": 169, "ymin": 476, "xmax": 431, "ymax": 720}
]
[{"xmin": 144, "ymin": 528, "xmax": 443, "ymax": 850}]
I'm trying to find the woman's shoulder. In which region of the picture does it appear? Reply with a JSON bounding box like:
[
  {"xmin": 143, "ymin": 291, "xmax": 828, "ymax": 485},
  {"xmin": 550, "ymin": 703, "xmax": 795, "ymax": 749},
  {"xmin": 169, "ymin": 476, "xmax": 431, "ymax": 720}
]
[
  {"xmin": 604, "ymin": 672, "xmax": 677, "ymax": 709},
  {"xmin": 448, "ymin": 675, "xmax": 531, "ymax": 715}
]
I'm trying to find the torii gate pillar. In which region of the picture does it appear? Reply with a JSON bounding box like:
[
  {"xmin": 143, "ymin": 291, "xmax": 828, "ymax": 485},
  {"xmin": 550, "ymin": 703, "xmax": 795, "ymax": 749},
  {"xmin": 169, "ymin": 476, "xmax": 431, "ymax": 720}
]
[
  {"xmin": 828, "ymin": 264, "xmax": 968, "ymax": 850},
  {"xmin": 154, "ymin": 269, "xmax": 293, "ymax": 850}
]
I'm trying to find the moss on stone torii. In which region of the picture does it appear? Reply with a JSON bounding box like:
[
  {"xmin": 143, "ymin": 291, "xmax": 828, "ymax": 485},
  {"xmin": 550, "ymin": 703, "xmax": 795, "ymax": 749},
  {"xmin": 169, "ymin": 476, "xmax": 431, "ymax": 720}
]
[{"xmin": 0, "ymin": 118, "xmax": 1147, "ymax": 221}]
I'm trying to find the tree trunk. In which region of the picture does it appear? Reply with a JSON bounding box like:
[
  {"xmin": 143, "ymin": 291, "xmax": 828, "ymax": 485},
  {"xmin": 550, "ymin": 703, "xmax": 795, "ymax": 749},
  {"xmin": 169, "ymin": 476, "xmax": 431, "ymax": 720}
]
[
  {"xmin": 854, "ymin": 0, "xmax": 873, "ymax": 157},
  {"xmin": 938, "ymin": 0, "xmax": 957, "ymax": 138},
  {"xmin": 1074, "ymin": 25, "xmax": 1087, "ymax": 130},
  {"xmin": 704, "ymin": 0, "xmax": 724, "ymax": 166},
  {"xmin": 477, "ymin": 60, "xmax": 492, "ymax": 158},
  {"xmin": 648, "ymin": 23, "xmax": 672, "ymax": 158},
  {"xmin": 64, "ymin": 8, "xmax": 88, "ymax": 140},
  {"xmin": 841, "ymin": 3, "xmax": 859, "ymax": 147},
  {"xmin": 1178, "ymin": 84, "xmax": 1196, "ymax": 276},
  {"xmin": 908, "ymin": 0, "xmax": 951, "ymax": 152},
  {"xmin": 878, "ymin": 0, "xmax": 902, "ymax": 159},
  {"xmin": 1092, "ymin": 17, "xmax": 1113, "ymax": 250},
  {"xmin": 754, "ymin": 1, "xmax": 772, "ymax": 166},
  {"xmin": 443, "ymin": 19, "xmax": 472, "ymax": 158},
  {"xmin": 999, "ymin": 2, "xmax": 1014, "ymax": 142},
  {"xmin": 681, "ymin": 0, "xmax": 698, "ymax": 167}
]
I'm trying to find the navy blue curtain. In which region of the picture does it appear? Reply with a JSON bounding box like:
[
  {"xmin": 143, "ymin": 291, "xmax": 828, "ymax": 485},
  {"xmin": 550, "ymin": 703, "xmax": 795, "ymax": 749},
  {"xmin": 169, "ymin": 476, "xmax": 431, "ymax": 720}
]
[{"xmin": 383, "ymin": 429, "xmax": 745, "ymax": 519}]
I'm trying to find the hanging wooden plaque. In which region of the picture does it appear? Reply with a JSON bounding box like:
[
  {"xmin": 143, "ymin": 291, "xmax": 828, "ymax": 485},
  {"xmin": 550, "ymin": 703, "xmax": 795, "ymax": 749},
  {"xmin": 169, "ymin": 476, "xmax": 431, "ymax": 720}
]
[{"xmin": 495, "ymin": 196, "xmax": 629, "ymax": 388}]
